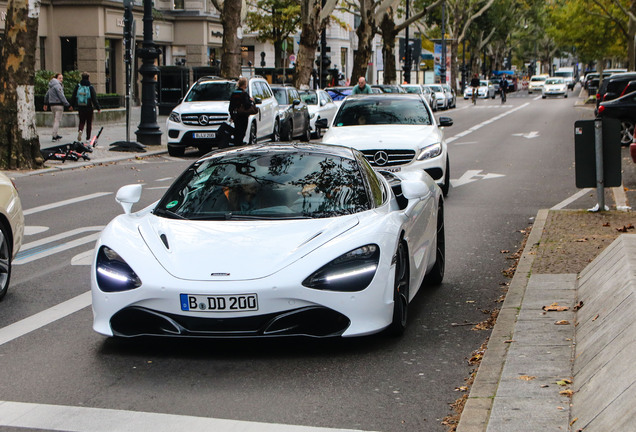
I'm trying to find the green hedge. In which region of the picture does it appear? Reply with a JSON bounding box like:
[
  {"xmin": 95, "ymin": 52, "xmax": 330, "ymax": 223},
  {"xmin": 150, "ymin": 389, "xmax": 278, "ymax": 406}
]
[{"xmin": 35, "ymin": 70, "xmax": 120, "ymax": 110}]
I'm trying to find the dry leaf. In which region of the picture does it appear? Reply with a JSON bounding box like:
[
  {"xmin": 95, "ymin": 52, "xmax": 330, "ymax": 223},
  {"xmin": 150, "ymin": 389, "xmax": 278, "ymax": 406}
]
[
  {"xmin": 500, "ymin": 250, "xmax": 510, "ymax": 254},
  {"xmin": 504, "ymin": 340, "xmax": 515, "ymax": 343},
  {"xmin": 542, "ymin": 302, "xmax": 569, "ymax": 312},
  {"xmin": 555, "ymin": 320, "xmax": 570, "ymax": 325},
  {"xmin": 560, "ymin": 389, "xmax": 574, "ymax": 397},
  {"xmin": 602, "ymin": 222, "xmax": 611, "ymax": 227},
  {"xmin": 518, "ymin": 375, "xmax": 536, "ymax": 381},
  {"xmin": 570, "ymin": 418, "xmax": 579, "ymax": 426},
  {"xmin": 455, "ymin": 386, "xmax": 468, "ymax": 392},
  {"xmin": 556, "ymin": 379, "xmax": 572, "ymax": 386},
  {"xmin": 575, "ymin": 238, "xmax": 588, "ymax": 242},
  {"xmin": 616, "ymin": 224, "xmax": 635, "ymax": 232},
  {"xmin": 592, "ymin": 314, "xmax": 599, "ymax": 321},
  {"xmin": 573, "ymin": 301, "xmax": 584, "ymax": 311}
]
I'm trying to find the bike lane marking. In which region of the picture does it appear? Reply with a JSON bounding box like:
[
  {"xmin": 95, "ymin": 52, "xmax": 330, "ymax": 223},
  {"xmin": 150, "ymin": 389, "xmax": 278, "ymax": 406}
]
[
  {"xmin": 23, "ymin": 192, "xmax": 112, "ymax": 215},
  {"xmin": 0, "ymin": 400, "xmax": 375, "ymax": 432},
  {"xmin": 446, "ymin": 102, "xmax": 530, "ymax": 144},
  {"xmin": 14, "ymin": 227, "xmax": 104, "ymax": 265}
]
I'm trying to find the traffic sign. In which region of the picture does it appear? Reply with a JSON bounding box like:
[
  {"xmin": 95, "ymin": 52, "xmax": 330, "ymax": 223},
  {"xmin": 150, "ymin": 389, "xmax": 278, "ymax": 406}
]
[{"xmin": 289, "ymin": 54, "xmax": 296, "ymax": 63}]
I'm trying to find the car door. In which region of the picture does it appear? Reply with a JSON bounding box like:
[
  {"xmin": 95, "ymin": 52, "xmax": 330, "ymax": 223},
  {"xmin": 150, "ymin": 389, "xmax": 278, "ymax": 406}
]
[
  {"xmin": 319, "ymin": 91, "xmax": 338, "ymax": 124},
  {"xmin": 254, "ymin": 81, "xmax": 275, "ymax": 139},
  {"xmin": 289, "ymin": 88, "xmax": 304, "ymax": 135}
]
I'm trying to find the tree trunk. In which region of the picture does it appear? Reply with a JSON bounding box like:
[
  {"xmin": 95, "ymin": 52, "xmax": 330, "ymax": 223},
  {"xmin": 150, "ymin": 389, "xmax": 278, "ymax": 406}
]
[
  {"xmin": 379, "ymin": 12, "xmax": 397, "ymax": 84},
  {"xmin": 295, "ymin": 21, "xmax": 320, "ymax": 88},
  {"xmin": 221, "ymin": 0, "xmax": 243, "ymax": 78},
  {"xmin": 0, "ymin": 0, "xmax": 43, "ymax": 170},
  {"xmin": 351, "ymin": 0, "xmax": 376, "ymax": 83}
]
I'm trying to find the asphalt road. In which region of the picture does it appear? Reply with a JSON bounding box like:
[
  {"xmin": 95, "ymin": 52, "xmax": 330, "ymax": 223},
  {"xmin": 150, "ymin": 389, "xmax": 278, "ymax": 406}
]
[{"xmin": 0, "ymin": 89, "xmax": 596, "ymax": 432}]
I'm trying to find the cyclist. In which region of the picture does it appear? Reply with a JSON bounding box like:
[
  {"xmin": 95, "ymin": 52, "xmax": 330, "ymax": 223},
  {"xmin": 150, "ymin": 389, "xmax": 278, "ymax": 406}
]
[
  {"xmin": 500, "ymin": 75, "xmax": 509, "ymax": 103},
  {"xmin": 470, "ymin": 74, "xmax": 480, "ymax": 105}
]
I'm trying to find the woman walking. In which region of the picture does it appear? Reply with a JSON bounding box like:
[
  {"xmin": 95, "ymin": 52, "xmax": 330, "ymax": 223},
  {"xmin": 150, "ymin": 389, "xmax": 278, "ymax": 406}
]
[
  {"xmin": 71, "ymin": 72, "xmax": 101, "ymax": 142},
  {"xmin": 43, "ymin": 73, "xmax": 71, "ymax": 141}
]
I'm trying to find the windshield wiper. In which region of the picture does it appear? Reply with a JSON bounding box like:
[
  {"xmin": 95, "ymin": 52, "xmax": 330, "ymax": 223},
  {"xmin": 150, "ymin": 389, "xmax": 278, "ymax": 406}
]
[{"xmin": 154, "ymin": 208, "xmax": 187, "ymax": 219}]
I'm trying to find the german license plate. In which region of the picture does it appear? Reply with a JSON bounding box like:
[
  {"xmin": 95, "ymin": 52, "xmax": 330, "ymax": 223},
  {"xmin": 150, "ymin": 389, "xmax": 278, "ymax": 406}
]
[
  {"xmin": 193, "ymin": 132, "xmax": 215, "ymax": 139},
  {"xmin": 180, "ymin": 293, "xmax": 258, "ymax": 312},
  {"xmin": 374, "ymin": 166, "xmax": 401, "ymax": 173}
]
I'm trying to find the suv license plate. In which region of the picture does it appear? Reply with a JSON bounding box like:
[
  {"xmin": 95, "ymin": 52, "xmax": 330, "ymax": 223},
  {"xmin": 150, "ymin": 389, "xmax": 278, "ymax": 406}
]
[
  {"xmin": 180, "ymin": 294, "xmax": 258, "ymax": 312},
  {"xmin": 194, "ymin": 132, "xmax": 215, "ymax": 139},
  {"xmin": 374, "ymin": 167, "xmax": 401, "ymax": 173}
]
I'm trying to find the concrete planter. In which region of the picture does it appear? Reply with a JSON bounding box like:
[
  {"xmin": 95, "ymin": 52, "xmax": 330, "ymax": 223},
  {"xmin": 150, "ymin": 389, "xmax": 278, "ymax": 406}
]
[{"xmin": 36, "ymin": 108, "xmax": 127, "ymax": 128}]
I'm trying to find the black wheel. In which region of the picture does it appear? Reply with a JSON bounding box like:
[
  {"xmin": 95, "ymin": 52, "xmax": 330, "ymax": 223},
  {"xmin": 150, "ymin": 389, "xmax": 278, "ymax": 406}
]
[
  {"xmin": 620, "ymin": 121, "xmax": 634, "ymax": 145},
  {"xmin": 167, "ymin": 145, "xmax": 185, "ymax": 157},
  {"xmin": 271, "ymin": 119, "xmax": 280, "ymax": 142},
  {"xmin": 282, "ymin": 121, "xmax": 293, "ymax": 141},
  {"xmin": 300, "ymin": 122, "xmax": 311, "ymax": 142},
  {"xmin": 388, "ymin": 241, "xmax": 409, "ymax": 336},
  {"xmin": 248, "ymin": 122, "xmax": 257, "ymax": 145},
  {"xmin": 0, "ymin": 221, "xmax": 13, "ymax": 301},
  {"xmin": 424, "ymin": 200, "xmax": 445, "ymax": 286},
  {"xmin": 441, "ymin": 157, "xmax": 450, "ymax": 197},
  {"xmin": 312, "ymin": 124, "xmax": 322, "ymax": 139}
]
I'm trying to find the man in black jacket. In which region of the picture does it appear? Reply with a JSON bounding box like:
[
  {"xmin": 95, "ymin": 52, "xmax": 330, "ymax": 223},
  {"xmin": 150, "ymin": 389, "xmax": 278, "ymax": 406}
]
[{"xmin": 229, "ymin": 77, "xmax": 255, "ymax": 145}]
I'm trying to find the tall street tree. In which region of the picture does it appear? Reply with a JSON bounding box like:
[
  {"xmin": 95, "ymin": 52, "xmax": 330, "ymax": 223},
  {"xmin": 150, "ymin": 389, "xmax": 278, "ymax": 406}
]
[
  {"xmin": 246, "ymin": 0, "xmax": 301, "ymax": 68},
  {"xmin": 211, "ymin": 0, "xmax": 246, "ymax": 77},
  {"xmin": 294, "ymin": 0, "xmax": 338, "ymax": 88},
  {"xmin": 0, "ymin": 0, "xmax": 43, "ymax": 169}
]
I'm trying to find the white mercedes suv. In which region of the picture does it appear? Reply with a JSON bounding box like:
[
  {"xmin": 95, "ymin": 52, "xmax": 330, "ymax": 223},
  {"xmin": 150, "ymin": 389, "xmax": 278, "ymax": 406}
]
[{"xmin": 166, "ymin": 76, "xmax": 280, "ymax": 156}]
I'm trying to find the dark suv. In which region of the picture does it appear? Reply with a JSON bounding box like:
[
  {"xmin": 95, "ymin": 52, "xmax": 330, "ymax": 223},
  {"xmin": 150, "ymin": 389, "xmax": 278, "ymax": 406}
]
[{"xmin": 596, "ymin": 72, "xmax": 636, "ymax": 112}]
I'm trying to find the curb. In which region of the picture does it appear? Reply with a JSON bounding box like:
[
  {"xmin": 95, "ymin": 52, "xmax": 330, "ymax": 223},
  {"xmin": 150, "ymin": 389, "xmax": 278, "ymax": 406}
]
[
  {"xmin": 6, "ymin": 147, "xmax": 169, "ymax": 178},
  {"xmin": 456, "ymin": 209, "xmax": 550, "ymax": 432}
]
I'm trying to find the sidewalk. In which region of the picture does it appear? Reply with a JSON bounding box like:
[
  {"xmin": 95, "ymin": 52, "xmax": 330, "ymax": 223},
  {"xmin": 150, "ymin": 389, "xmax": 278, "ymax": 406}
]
[{"xmin": 31, "ymin": 106, "xmax": 169, "ymax": 176}]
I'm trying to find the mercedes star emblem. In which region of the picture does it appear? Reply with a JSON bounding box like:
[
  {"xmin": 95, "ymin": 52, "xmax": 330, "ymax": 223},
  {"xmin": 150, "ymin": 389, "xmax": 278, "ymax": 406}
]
[
  {"xmin": 198, "ymin": 115, "xmax": 209, "ymax": 126},
  {"xmin": 373, "ymin": 151, "xmax": 389, "ymax": 166}
]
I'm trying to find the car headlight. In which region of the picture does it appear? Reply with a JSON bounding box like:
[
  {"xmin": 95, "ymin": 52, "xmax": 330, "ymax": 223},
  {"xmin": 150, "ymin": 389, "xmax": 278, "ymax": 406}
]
[
  {"xmin": 417, "ymin": 142, "xmax": 442, "ymax": 160},
  {"xmin": 168, "ymin": 112, "xmax": 181, "ymax": 123},
  {"xmin": 302, "ymin": 244, "xmax": 380, "ymax": 292},
  {"xmin": 96, "ymin": 246, "xmax": 142, "ymax": 292}
]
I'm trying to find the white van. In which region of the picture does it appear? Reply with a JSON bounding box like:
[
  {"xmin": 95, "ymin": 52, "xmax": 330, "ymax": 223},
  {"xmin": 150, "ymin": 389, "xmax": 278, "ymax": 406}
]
[{"xmin": 555, "ymin": 67, "xmax": 575, "ymax": 90}]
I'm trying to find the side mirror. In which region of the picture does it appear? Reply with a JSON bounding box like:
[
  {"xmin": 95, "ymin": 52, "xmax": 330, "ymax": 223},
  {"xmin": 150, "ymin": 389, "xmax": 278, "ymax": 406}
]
[
  {"xmin": 438, "ymin": 117, "xmax": 453, "ymax": 127},
  {"xmin": 116, "ymin": 184, "xmax": 142, "ymax": 215},
  {"xmin": 254, "ymin": 97, "xmax": 262, "ymax": 105},
  {"xmin": 400, "ymin": 180, "xmax": 429, "ymax": 200},
  {"xmin": 292, "ymin": 99, "xmax": 301, "ymax": 106},
  {"xmin": 320, "ymin": 100, "xmax": 326, "ymax": 106},
  {"xmin": 315, "ymin": 118, "xmax": 329, "ymax": 129}
]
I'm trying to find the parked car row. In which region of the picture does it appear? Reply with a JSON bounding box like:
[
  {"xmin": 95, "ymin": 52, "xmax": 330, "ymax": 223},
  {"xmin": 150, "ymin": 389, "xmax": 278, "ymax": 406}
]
[{"xmin": 596, "ymin": 71, "xmax": 636, "ymax": 145}]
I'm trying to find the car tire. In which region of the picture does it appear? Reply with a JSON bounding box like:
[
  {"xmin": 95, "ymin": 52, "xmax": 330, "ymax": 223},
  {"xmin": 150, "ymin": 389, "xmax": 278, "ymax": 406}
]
[
  {"xmin": 282, "ymin": 121, "xmax": 293, "ymax": 141},
  {"xmin": 441, "ymin": 157, "xmax": 450, "ymax": 197},
  {"xmin": 167, "ymin": 145, "xmax": 185, "ymax": 157},
  {"xmin": 248, "ymin": 123, "xmax": 257, "ymax": 145},
  {"xmin": 387, "ymin": 241, "xmax": 409, "ymax": 336},
  {"xmin": 0, "ymin": 220, "xmax": 13, "ymax": 301},
  {"xmin": 300, "ymin": 122, "xmax": 311, "ymax": 142},
  {"xmin": 424, "ymin": 200, "xmax": 445, "ymax": 286},
  {"xmin": 542, "ymin": 95, "xmax": 546, "ymax": 99},
  {"xmin": 313, "ymin": 123, "xmax": 322, "ymax": 139},
  {"xmin": 271, "ymin": 119, "xmax": 280, "ymax": 142},
  {"xmin": 564, "ymin": 94, "xmax": 568, "ymax": 98}
]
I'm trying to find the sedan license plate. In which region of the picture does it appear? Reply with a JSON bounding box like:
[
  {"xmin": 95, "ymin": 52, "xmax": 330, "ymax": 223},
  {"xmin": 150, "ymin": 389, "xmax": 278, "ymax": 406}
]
[
  {"xmin": 193, "ymin": 132, "xmax": 215, "ymax": 139},
  {"xmin": 180, "ymin": 293, "xmax": 258, "ymax": 312},
  {"xmin": 374, "ymin": 166, "xmax": 401, "ymax": 173}
]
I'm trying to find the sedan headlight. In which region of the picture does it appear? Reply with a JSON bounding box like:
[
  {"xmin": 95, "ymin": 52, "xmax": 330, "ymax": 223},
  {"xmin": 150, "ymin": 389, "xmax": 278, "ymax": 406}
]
[
  {"xmin": 302, "ymin": 245, "xmax": 380, "ymax": 292},
  {"xmin": 417, "ymin": 142, "xmax": 442, "ymax": 160},
  {"xmin": 168, "ymin": 112, "xmax": 181, "ymax": 123},
  {"xmin": 96, "ymin": 246, "xmax": 142, "ymax": 292}
]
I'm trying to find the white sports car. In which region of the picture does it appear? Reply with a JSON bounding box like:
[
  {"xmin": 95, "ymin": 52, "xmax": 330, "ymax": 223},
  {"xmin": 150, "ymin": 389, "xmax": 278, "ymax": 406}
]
[{"xmin": 91, "ymin": 143, "xmax": 445, "ymax": 338}]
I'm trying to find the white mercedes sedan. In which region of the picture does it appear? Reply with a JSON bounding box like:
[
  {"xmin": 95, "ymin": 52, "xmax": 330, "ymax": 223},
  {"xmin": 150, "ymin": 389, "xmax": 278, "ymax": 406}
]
[{"xmin": 91, "ymin": 143, "xmax": 445, "ymax": 339}]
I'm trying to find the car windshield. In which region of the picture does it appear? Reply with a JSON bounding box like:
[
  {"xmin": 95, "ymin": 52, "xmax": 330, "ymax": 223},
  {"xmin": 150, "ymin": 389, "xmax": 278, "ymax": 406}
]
[
  {"xmin": 480, "ymin": 80, "xmax": 489, "ymax": 87},
  {"xmin": 185, "ymin": 82, "xmax": 236, "ymax": 102},
  {"xmin": 272, "ymin": 88, "xmax": 288, "ymax": 105},
  {"xmin": 402, "ymin": 86, "xmax": 422, "ymax": 94},
  {"xmin": 333, "ymin": 96, "xmax": 432, "ymax": 127},
  {"xmin": 154, "ymin": 151, "xmax": 371, "ymax": 220},
  {"xmin": 326, "ymin": 88, "xmax": 353, "ymax": 101},
  {"xmin": 531, "ymin": 76, "xmax": 547, "ymax": 82},
  {"xmin": 428, "ymin": 85, "xmax": 442, "ymax": 92},
  {"xmin": 299, "ymin": 90, "xmax": 318, "ymax": 105},
  {"xmin": 545, "ymin": 78, "xmax": 563, "ymax": 85}
]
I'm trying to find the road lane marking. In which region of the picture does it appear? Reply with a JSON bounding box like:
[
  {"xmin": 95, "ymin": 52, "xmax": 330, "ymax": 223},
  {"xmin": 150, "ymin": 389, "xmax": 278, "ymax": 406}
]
[
  {"xmin": 0, "ymin": 292, "xmax": 91, "ymax": 346},
  {"xmin": 15, "ymin": 226, "xmax": 104, "ymax": 265},
  {"xmin": 446, "ymin": 102, "xmax": 530, "ymax": 144},
  {"xmin": 0, "ymin": 400, "xmax": 376, "ymax": 432},
  {"xmin": 71, "ymin": 250, "xmax": 95, "ymax": 266},
  {"xmin": 551, "ymin": 188, "xmax": 593, "ymax": 210},
  {"xmin": 23, "ymin": 192, "xmax": 112, "ymax": 216},
  {"xmin": 451, "ymin": 170, "xmax": 505, "ymax": 187}
]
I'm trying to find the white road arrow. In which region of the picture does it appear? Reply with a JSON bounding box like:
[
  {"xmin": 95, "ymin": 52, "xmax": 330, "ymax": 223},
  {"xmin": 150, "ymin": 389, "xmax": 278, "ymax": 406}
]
[
  {"xmin": 451, "ymin": 170, "xmax": 505, "ymax": 187},
  {"xmin": 512, "ymin": 131, "xmax": 540, "ymax": 139}
]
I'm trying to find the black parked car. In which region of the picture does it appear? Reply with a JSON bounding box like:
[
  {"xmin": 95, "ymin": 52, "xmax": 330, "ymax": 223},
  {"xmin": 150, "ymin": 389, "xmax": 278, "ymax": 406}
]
[
  {"xmin": 597, "ymin": 91, "xmax": 636, "ymax": 145},
  {"xmin": 271, "ymin": 85, "xmax": 311, "ymax": 141},
  {"xmin": 596, "ymin": 72, "xmax": 636, "ymax": 111}
]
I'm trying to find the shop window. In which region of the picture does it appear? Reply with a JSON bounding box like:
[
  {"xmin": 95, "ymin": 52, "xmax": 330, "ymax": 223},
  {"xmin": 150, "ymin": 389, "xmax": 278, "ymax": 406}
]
[
  {"xmin": 105, "ymin": 39, "xmax": 116, "ymax": 94},
  {"xmin": 173, "ymin": 0, "xmax": 184, "ymax": 9},
  {"xmin": 39, "ymin": 37, "xmax": 46, "ymax": 70},
  {"xmin": 60, "ymin": 37, "xmax": 77, "ymax": 73}
]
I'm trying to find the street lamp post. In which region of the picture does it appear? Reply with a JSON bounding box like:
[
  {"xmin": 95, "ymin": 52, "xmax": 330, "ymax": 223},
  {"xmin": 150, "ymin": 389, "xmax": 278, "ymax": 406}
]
[
  {"xmin": 440, "ymin": 0, "xmax": 446, "ymax": 84},
  {"xmin": 135, "ymin": 0, "xmax": 162, "ymax": 145},
  {"xmin": 404, "ymin": 0, "xmax": 411, "ymax": 84}
]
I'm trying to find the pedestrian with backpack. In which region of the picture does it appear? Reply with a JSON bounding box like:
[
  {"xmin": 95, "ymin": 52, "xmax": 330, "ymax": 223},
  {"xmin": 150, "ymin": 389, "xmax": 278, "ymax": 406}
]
[
  {"xmin": 43, "ymin": 73, "xmax": 72, "ymax": 141},
  {"xmin": 71, "ymin": 72, "xmax": 101, "ymax": 142}
]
